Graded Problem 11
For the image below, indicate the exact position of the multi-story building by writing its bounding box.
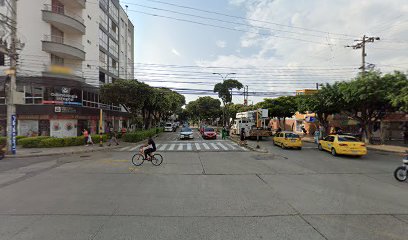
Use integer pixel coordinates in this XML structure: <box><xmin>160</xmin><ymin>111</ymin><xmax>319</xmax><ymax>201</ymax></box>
<box><xmin>0</xmin><ymin>0</ymin><xmax>134</xmax><ymax>137</ymax></box>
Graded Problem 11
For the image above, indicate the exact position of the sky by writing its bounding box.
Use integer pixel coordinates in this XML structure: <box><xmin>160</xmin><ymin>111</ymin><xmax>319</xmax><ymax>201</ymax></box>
<box><xmin>120</xmin><ymin>0</ymin><xmax>408</xmax><ymax>105</ymax></box>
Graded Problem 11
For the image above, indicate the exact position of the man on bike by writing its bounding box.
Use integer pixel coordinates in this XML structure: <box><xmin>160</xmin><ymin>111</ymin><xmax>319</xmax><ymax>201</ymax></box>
<box><xmin>141</xmin><ymin>137</ymin><xmax>156</xmax><ymax>160</ymax></box>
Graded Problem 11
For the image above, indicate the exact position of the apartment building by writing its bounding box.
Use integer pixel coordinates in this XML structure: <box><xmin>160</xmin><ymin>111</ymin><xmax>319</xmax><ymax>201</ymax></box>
<box><xmin>0</xmin><ymin>0</ymin><xmax>134</xmax><ymax>137</ymax></box>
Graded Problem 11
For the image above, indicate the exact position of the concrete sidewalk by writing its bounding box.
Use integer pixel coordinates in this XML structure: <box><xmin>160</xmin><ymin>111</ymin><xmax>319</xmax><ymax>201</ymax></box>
<box><xmin>301</xmin><ymin>136</ymin><xmax>408</xmax><ymax>153</ymax></box>
<box><xmin>5</xmin><ymin>142</ymin><xmax>132</xmax><ymax>158</ymax></box>
<box><xmin>229</xmin><ymin>135</ymin><xmax>268</xmax><ymax>153</ymax></box>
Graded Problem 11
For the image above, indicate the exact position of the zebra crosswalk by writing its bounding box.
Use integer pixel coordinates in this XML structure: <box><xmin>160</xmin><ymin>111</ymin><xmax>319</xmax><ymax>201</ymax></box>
<box><xmin>117</xmin><ymin>141</ymin><xmax>248</xmax><ymax>152</ymax></box>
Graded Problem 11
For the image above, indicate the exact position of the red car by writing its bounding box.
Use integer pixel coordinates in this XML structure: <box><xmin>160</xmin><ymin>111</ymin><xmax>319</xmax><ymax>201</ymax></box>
<box><xmin>202</xmin><ymin>128</ymin><xmax>217</xmax><ymax>139</ymax></box>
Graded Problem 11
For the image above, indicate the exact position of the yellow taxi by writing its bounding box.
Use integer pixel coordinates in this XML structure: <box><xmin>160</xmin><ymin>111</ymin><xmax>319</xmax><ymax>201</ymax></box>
<box><xmin>318</xmin><ymin>135</ymin><xmax>367</xmax><ymax>157</ymax></box>
<box><xmin>273</xmin><ymin>131</ymin><xmax>303</xmax><ymax>150</ymax></box>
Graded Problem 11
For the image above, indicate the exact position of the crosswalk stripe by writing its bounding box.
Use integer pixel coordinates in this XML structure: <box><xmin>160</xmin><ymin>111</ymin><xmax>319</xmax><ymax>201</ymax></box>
<box><xmin>129</xmin><ymin>146</ymin><xmax>140</xmax><ymax>151</ymax></box>
<box><xmin>177</xmin><ymin>144</ymin><xmax>184</xmax><ymax>151</ymax></box>
<box><xmin>210</xmin><ymin>143</ymin><xmax>219</xmax><ymax>150</ymax></box>
<box><xmin>158</xmin><ymin>144</ymin><xmax>167</xmax><ymax>151</ymax></box>
<box><xmin>217</xmin><ymin>142</ymin><xmax>229</xmax><ymax>150</ymax></box>
<box><xmin>225</xmin><ymin>143</ymin><xmax>237</xmax><ymax>150</ymax></box>
<box><xmin>168</xmin><ymin>144</ymin><xmax>176</xmax><ymax>151</ymax></box>
<box><xmin>195</xmin><ymin>143</ymin><xmax>201</xmax><ymax>150</ymax></box>
<box><xmin>187</xmin><ymin>143</ymin><xmax>192</xmax><ymax>151</ymax></box>
<box><xmin>203</xmin><ymin>143</ymin><xmax>210</xmax><ymax>150</ymax></box>
<box><xmin>119</xmin><ymin>146</ymin><xmax>132</xmax><ymax>151</ymax></box>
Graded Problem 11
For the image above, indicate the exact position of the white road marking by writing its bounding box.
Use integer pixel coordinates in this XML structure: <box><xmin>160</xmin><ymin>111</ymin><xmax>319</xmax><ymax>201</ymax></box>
<box><xmin>203</xmin><ymin>143</ymin><xmax>210</xmax><ymax>150</ymax></box>
<box><xmin>225</xmin><ymin>143</ymin><xmax>237</xmax><ymax>150</ymax></box>
<box><xmin>129</xmin><ymin>146</ymin><xmax>140</xmax><ymax>151</ymax></box>
<box><xmin>158</xmin><ymin>144</ymin><xmax>167</xmax><ymax>151</ymax></box>
<box><xmin>187</xmin><ymin>143</ymin><xmax>192</xmax><ymax>151</ymax></box>
<box><xmin>119</xmin><ymin>146</ymin><xmax>132</xmax><ymax>151</ymax></box>
<box><xmin>195</xmin><ymin>143</ymin><xmax>201</xmax><ymax>151</ymax></box>
<box><xmin>217</xmin><ymin>142</ymin><xmax>229</xmax><ymax>150</ymax></box>
<box><xmin>168</xmin><ymin>144</ymin><xmax>176</xmax><ymax>151</ymax></box>
<box><xmin>177</xmin><ymin>144</ymin><xmax>184</xmax><ymax>151</ymax></box>
<box><xmin>210</xmin><ymin>143</ymin><xmax>219</xmax><ymax>150</ymax></box>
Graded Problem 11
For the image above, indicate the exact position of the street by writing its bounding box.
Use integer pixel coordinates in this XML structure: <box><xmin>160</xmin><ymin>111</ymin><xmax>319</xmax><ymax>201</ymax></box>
<box><xmin>0</xmin><ymin>130</ymin><xmax>407</xmax><ymax>240</ymax></box>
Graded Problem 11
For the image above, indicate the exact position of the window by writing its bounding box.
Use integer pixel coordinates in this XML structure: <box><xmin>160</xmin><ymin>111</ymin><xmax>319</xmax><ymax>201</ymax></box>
<box><xmin>109</xmin><ymin>18</ymin><xmax>118</xmax><ymax>40</ymax></box>
<box><xmin>24</xmin><ymin>85</ymin><xmax>43</xmax><ymax>104</ymax></box>
<box><xmin>99</xmin><ymin>28</ymin><xmax>108</xmax><ymax>49</ymax></box>
<box><xmin>51</xmin><ymin>54</ymin><xmax>64</xmax><ymax>66</ymax></box>
<box><xmin>338</xmin><ymin>136</ymin><xmax>359</xmax><ymax>142</ymax></box>
<box><xmin>109</xmin><ymin>39</ymin><xmax>118</xmax><ymax>56</ymax></box>
<box><xmin>109</xmin><ymin>0</ymin><xmax>118</xmax><ymax>20</ymax></box>
<box><xmin>0</xmin><ymin>53</ymin><xmax>4</xmax><ymax>66</ymax></box>
<box><xmin>99</xmin><ymin>50</ymin><xmax>107</xmax><ymax>69</ymax></box>
<box><xmin>100</xmin><ymin>0</ymin><xmax>108</xmax><ymax>9</ymax></box>
<box><xmin>99</xmin><ymin>9</ymin><xmax>108</xmax><ymax>30</ymax></box>
<box><xmin>99</xmin><ymin>71</ymin><xmax>105</xmax><ymax>83</ymax></box>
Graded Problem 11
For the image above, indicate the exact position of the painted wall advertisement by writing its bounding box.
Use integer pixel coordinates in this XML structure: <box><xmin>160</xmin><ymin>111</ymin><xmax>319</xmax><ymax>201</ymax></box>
<box><xmin>43</xmin><ymin>87</ymin><xmax>81</xmax><ymax>106</ymax></box>
<box><xmin>50</xmin><ymin>119</ymin><xmax>78</xmax><ymax>138</ymax></box>
<box><xmin>11</xmin><ymin>115</ymin><xmax>16</xmax><ymax>154</ymax></box>
<box><xmin>18</xmin><ymin>120</ymin><xmax>39</xmax><ymax>137</ymax></box>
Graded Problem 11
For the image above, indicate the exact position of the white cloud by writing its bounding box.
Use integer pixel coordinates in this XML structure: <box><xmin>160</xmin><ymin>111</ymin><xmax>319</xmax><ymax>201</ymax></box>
<box><xmin>216</xmin><ymin>40</ymin><xmax>227</xmax><ymax>48</ymax></box>
<box><xmin>196</xmin><ymin>0</ymin><xmax>408</xmax><ymax>104</ymax></box>
<box><xmin>171</xmin><ymin>48</ymin><xmax>181</xmax><ymax>56</ymax></box>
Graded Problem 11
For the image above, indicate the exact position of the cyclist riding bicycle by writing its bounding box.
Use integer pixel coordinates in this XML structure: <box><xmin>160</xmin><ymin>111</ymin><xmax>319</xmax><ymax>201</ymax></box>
<box><xmin>141</xmin><ymin>137</ymin><xmax>156</xmax><ymax>160</ymax></box>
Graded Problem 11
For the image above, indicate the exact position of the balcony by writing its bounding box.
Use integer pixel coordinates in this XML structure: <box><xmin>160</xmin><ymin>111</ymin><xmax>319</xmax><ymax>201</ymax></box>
<box><xmin>42</xmin><ymin>4</ymin><xmax>85</xmax><ymax>34</ymax></box>
<box><xmin>58</xmin><ymin>0</ymin><xmax>85</xmax><ymax>9</ymax></box>
<box><xmin>42</xmin><ymin>35</ymin><xmax>85</xmax><ymax>60</ymax></box>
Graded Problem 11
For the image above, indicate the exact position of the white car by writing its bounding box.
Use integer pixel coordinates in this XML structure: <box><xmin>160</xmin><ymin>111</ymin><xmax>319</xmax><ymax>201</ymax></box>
<box><xmin>164</xmin><ymin>123</ymin><xmax>174</xmax><ymax>132</ymax></box>
<box><xmin>179</xmin><ymin>127</ymin><xmax>194</xmax><ymax>139</ymax></box>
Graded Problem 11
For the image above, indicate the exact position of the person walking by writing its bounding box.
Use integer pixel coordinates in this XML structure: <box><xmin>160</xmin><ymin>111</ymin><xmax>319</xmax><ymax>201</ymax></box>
<box><xmin>108</xmin><ymin>130</ymin><xmax>119</xmax><ymax>146</ymax></box>
<box><xmin>87</xmin><ymin>131</ymin><xmax>94</xmax><ymax>145</ymax></box>
<box><xmin>221</xmin><ymin>126</ymin><xmax>227</xmax><ymax>140</ymax></box>
<box><xmin>82</xmin><ymin>129</ymin><xmax>89</xmax><ymax>146</ymax></box>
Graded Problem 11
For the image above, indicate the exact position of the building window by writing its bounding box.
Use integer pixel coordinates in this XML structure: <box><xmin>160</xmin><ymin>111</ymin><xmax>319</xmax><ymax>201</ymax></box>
<box><xmin>100</xmin><ymin>0</ymin><xmax>108</xmax><ymax>9</ymax></box>
<box><xmin>99</xmin><ymin>9</ymin><xmax>108</xmax><ymax>30</ymax></box>
<box><xmin>99</xmin><ymin>71</ymin><xmax>105</xmax><ymax>83</ymax></box>
<box><xmin>0</xmin><ymin>53</ymin><xmax>4</xmax><ymax>66</ymax></box>
<box><xmin>109</xmin><ymin>0</ymin><xmax>118</xmax><ymax>20</ymax></box>
<box><xmin>99</xmin><ymin>50</ymin><xmax>107</xmax><ymax>69</ymax></box>
<box><xmin>99</xmin><ymin>28</ymin><xmax>108</xmax><ymax>49</ymax></box>
<box><xmin>109</xmin><ymin>39</ymin><xmax>118</xmax><ymax>57</ymax></box>
<box><xmin>51</xmin><ymin>54</ymin><xmax>64</xmax><ymax>66</ymax></box>
<box><xmin>24</xmin><ymin>85</ymin><xmax>43</xmax><ymax>104</ymax></box>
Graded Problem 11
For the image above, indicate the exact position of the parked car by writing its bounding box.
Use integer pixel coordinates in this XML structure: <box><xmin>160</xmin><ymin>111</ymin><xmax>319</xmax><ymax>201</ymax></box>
<box><xmin>318</xmin><ymin>135</ymin><xmax>367</xmax><ymax>157</ymax></box>
<box><xmin>273</xmin><ymin>131</ymin><xmax>302</xmax><ymax>150</ymax></box>
<box><xmin>179</xmin><ymin>127</ymin><xmax>194</xmax><ymax>140</ymax></box>
<box><xmin>202</xmin><ymin>127</ymin><xmax>217</xmax><ymax>139</ymax></box>
<box><xmin>164</xmin><ymin>123</ymin><xmax>174</xmax><ymax>132</ymax></box>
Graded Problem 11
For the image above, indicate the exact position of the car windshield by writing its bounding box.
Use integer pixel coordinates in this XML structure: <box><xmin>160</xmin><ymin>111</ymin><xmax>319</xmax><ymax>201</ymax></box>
<box><xmin>181</xmin><ymin>128</ymin><xmax>192</xmax><ymax>132</ymax></box>
<box><xmin>338</xmin><ymin>136</ymin><xmax>359</xmax><ymax>142</ymax></box>
<box><xmin>205</xmin><ymin>128</ymin><xmax>214</xmax><ymax>132</ymax></box>
<box><xmin>286</xmin><ymin>133</ymin><xmax>300</xmax><ymax>138</ymax></box>
<box><xmin>165</xmin><ymin>123</ymin><xmax>172</xmax><ymax>127</ymax></box>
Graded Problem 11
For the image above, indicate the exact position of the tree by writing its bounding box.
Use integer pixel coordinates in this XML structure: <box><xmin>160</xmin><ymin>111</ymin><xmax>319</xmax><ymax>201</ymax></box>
<box><xmin>338</xmin><ymin>71</ymin><xmax>396</xmax><ymax>143</ymax></box>
<box><xmin>185</xmin><ymin>96</ymin><xmax>221</xmax><ymax>124</ymax></box>
<box><xmin>296</xmin><ymin>83</ymin><xmax>342</xmax><ymax>134</ymax></box>
<box><xmin>214</xmin><ymin>79</ymin><xmax>243</xmax><ymax>125</ymax></box>
<box><xmin>227</xmin><ymin>103</ymin><xmax>251</xmax><ymax>122</ymax></box>
<box><xmin>385</xmin><ymin>71</ymin><xmax>408</xmax><ymax>112</ymax></box>
<box><xmin>258</xmin><ymin>96</ymin><xmax>297</xmax><ymax>130</ymax></box>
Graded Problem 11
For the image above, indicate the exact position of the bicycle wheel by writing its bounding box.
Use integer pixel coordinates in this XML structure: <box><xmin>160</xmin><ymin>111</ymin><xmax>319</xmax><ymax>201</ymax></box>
<box><xmin>151</xmin><ymin>154</ymin><xmax>163</xmax><ymax>166</ymax></box>
<box><xmin>132</xmin><ymin>153</ymin><xmax>145</xmax><ymax>166</ymax></box>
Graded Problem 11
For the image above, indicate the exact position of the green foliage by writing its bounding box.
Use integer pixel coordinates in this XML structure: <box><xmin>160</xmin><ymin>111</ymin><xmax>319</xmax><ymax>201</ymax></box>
<box><xmin>213</xmin><ymin>79</ymin><xmax>243</xmax><ymax>105</ymax></box>
<box><xmin>18</xmin><ymin>135</ymin><xmax>108</xmax><ymax>148</ymax></box>
<box><xmin>384</xmin><ymin>71</ymin><xmax>408</xmax><ymax>112</ymax></box>
<box><xmin>122</xmin><ymin>128</ymin><xmax>163</xmax><ymax>143</ymax></box>
<box><xmin>0</xmin><ymin>137</ymin><xmax>5</xmax><ymax>146</ymax></box>
<box><xmin>258</xmin><ymin>96</ymin><xmax>297</xmax><ymax>119</ymax></box>
<box><xmin>185</xmin><ymin>96</ymin><xmax>222</xmax><ymax>122</ymax></box>
<box><xmin>227</xmin><ymin>103</ymin><xmax>251</xmax><ymax>120</ymax></box>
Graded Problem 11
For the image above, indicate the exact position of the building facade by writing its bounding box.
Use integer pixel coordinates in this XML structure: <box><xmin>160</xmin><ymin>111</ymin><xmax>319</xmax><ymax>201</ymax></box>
<box><xmin>0</xmin><ymin>0</ymin><xmax>134</xmax><ymax>137</ymax></box>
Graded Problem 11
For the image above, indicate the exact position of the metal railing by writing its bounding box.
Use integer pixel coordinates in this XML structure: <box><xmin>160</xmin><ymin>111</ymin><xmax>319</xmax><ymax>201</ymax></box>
<box><xmin>43</xmin><ymin>4</ymin><xmax>84</xmax><ymax>24</ymax></box>
<box><xmin>43</xmin><ymin>35</ymin><xmax>84</xmax><ymax>51</ymax></box>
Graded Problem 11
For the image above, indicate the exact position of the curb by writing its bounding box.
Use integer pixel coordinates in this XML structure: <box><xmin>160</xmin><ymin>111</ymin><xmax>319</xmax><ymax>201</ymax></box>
<box><xmin>4</xmin><ymin>134</ymin><xmax>163</xmax><ymax>159</ymax></box>
<box><xmin>228</xmin><ymin>136</ymin><xmax>268</xmax><ymax>153</ymax></box>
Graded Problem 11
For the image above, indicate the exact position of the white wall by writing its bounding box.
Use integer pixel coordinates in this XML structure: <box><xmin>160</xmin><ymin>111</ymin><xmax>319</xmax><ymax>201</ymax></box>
<box><xmin>50</xmin><ymin>119</ymin><xmax>78</xmax><ymax>137</ymax></box>
<box><xmin>83</xmin><ymin>0</ymin><xmax>100</xmax><ymax>87</ymax></box>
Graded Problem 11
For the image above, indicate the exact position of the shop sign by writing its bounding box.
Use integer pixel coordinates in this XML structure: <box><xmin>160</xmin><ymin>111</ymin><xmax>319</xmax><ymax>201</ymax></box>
<box><xmin>11</xmin><ymin>114</ymin><xmax>16</xmax><ymax>154</ymax></box>
<box><xmin>49</xmin><ymin>65</ymin><xmax>73</xmax><ymax>75</ymax></box>
<box><xmin>55</xmin><ymin>106</ymin><xmax>77</xmax><ymax>113</ymax></box>
<box><xmin>43</xmin><ymin>87</ymin><xmax>81</xmax><ymax>106</ymax></box>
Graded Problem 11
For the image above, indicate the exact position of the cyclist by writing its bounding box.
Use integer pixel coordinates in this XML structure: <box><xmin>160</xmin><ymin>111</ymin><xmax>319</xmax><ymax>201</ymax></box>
<box><xmin>141</xmin><ymin>137</ymin><xmax>156</xmax><ymax>160</ymax></box>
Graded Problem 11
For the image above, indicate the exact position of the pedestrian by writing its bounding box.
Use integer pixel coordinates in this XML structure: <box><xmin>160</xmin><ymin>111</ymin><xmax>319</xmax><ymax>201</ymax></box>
<box><xmin>222</xmin><ymin>126</ymin><xmax>226</xmax><ymax>140</ymax></box>
<box><xmin>82</xmin><ymin>129</ymin><xmax>89</xmax><ymax>146</ymax></box>
<box><xmin>87</xmin><ymin>131</ymin><xmax>94</xmax><ymax>145</ymax></box>
<box><xmin>239</xmin><ymin>128</ymin><xmax>246</xmax><ymax>146</ymax></box>
<box><xmin>108</xmin><ymin>130</ymin><xmax>119</xmax><ymax>146</ymax></box>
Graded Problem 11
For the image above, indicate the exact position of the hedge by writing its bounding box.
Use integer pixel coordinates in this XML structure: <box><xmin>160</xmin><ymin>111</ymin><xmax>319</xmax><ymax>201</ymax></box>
<box><xmin>122</xmin><ymin>128</ymin><xmax>163</xmax><ymax>143</ymax></box>
<box><xmin>18</xmin><ymin>135</ymin><xmax>109</xmax><ymax>148</ymax></box>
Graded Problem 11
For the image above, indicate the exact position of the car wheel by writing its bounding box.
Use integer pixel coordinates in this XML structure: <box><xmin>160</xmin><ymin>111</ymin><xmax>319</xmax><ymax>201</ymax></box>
<box><xmin>281</xmin><ymin>143</ymin><xmax>285</xmax><ymax>149</ymax></box>
<box><xmin>331</xmin><ymin>148</ymin><xmax>337</xmax><ymax>156</ymax></box>
<box><xmin>318</xmin><ymin>144</ymin><xmax>323</xmax><ymax>151</ymax></box>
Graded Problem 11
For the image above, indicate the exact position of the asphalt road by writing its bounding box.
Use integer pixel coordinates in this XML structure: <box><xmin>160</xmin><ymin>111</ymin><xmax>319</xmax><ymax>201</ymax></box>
<box><xmin>0</xmin><ymin>130</ymin><xmax>407</xmax><ymax>240</ymax></box>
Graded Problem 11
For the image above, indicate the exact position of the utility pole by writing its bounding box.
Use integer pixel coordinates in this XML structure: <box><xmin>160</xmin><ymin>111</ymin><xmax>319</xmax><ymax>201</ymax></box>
<box><xmin>4</xmin><ymin>0</ymin><xmax>18</xmax><ymax>155</ymax></box>
<box><xmin>345</xmin><ymin>35</ymin><xmax>380</xmax><ymax>76</ymax></box>
<box><xmin>244</xmin><ymin>85</ymin><xmax>248</xmax><ymax>106</ymax></box>
<box><xmin>212</xmin><ymin>72</ymin><xmax>236</xmax><ymax>127</ymax></box>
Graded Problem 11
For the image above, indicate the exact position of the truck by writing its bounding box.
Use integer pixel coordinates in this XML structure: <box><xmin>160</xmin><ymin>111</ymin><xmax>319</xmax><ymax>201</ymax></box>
<box><xmin>231</xmin><ymin>109</ymin><xmax>271</xmax><ymax>139</ymax></box>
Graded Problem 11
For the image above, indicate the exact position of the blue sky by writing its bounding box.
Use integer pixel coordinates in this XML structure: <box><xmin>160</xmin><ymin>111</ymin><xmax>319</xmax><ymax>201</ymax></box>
<box><xmin>120</xmin><ymin>0</ymin><xmax>408</xmax><ymax>104</ymax></box>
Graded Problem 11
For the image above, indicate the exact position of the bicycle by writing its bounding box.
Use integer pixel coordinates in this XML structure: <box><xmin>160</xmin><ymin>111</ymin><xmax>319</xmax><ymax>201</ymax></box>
<box><xmin>131</xmin><ymin>148</ymin><xmax>163</xmax><ymax>166</ymax></box>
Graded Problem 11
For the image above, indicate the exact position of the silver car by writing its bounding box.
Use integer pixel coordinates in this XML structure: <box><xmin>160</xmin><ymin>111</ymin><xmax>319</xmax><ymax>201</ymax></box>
<box><xmin>179</xmin><ymin>127</ymin><xmax>194</xmax><ymax>140</ymax></box>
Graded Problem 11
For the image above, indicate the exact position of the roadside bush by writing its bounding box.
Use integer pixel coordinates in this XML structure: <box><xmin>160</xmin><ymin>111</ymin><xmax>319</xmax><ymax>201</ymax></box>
<box><xmin>0</xmin><ymin>137</ymin><xmax>5</xmax><ymax>146</ymax></box>
<box><xmin>122</xmin><ymin>128</ymin><xmax>163</xmax><ymax>143</ymax></box>
<box><xmin>18</xmin><ymin>136</ymin><xmax>50</xmax><ymax>148</ymax></box>
<box><xmin>18</xmin><ymin>135</ymin><xmax>108</xmax><ymax>148</ymax></box>
<box><xmin>39</xmin><ymin>138</ymin><xmax>65</xmax><ymax>148</ymax></box>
